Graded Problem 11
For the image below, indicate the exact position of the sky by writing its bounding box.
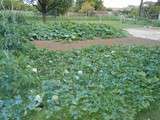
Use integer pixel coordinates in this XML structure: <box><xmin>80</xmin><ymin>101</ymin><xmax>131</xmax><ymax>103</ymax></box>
<box><xmin>103</xmin><ymin>0</ymin><xmax>158</xmax><ymax>8</ymax></box>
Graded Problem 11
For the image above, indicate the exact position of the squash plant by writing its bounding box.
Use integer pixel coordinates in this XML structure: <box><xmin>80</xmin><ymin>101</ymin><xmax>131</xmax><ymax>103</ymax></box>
<box><xmin>29</xmin><ymin>22</ymin><xmax>126</xmax><ymax>41</ymax></box>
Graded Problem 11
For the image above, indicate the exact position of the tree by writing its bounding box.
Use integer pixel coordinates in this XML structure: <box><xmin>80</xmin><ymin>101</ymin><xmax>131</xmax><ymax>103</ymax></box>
<box><xmin>80</xmin><ymin>0</ymin><xmax>95</xmax><ymax>15</ymax></box>
<box><xmin>0</xmin><ymin>0</ymin><xmax>31</xmax><ymax>10</ymax></box>
<box><xmin>49</xmin><ymin>0</ymin><xmax>73</xmax><ymax>16</ymax></box>
<box><xmin>139</xmin><ymin>0</ymin><xmax>144</xmax><ymax>16</ymax></box>
<box><xmin>27</xmin><ymin>0</ymin><xmax>73</xmax><ymax>23</ymax></box>
<box><xmin>75</xmin><ymin>0</ymin><xmax>85</xmax><ymax>12</ymax></box>
<box><xmin>75</xmin><ymin>0</ymin><xmax>104</xmax><ymax>12</ymax></box>
<box><xmin>93</xmin><ymin>0</ymin><xmax>103</xmax><ymax>10</ymax></box>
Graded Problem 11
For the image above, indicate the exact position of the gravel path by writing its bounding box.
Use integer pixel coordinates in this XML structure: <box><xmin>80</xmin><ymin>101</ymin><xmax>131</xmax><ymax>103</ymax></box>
<box><xmin>125</xmin><ymin>28</ymin><xmax>160</xmax><ymax>41</ymax></box>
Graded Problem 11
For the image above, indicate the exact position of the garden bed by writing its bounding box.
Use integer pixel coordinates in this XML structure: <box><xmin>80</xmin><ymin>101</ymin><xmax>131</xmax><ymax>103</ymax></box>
<box><xmin>29</xmin><ymin>22</ymin><xmax>126</xmax><ymax>41</ymax></box>
<box><xmin>1</xmin><ymin>46</ymin><xmax>160</xmax><ymax>120</ymax></box>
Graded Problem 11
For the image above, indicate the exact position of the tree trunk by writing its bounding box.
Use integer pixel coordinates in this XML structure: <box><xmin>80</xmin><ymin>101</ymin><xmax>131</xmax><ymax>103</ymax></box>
<box><xmin>11</xmin><ymin>0</ymin><xmax>13</xmax><ymax>10</ymax></box>
<box><xmin>139</xmin><ymin>0</ymin><xmax>144</xmax><ymax>17</ymax></box>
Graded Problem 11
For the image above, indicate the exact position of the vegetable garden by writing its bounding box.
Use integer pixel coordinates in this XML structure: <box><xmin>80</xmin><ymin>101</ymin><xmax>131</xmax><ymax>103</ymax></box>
<box><xmin>0</xmin><ymin>11</ymin><xmax>160</xmax><ymax>120</ymax></box>
<box><xmin>29</xmin><ymin>22</ymin><xmax>126</xmax><ymax>41</ymax></box>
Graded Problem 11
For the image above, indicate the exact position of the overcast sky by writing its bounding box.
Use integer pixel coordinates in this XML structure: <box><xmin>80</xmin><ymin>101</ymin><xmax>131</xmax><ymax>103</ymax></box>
<box><xmin>103</xmin><ymin>0</ymin><xmax>158</xmax><ymax>8</ymax></box>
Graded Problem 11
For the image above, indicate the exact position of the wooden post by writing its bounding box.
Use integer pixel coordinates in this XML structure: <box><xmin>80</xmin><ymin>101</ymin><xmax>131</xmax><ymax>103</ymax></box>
<box><xmin>139</xmin><ymin>0</ymin><xmax>144</xmax><ymax>17</ymax></box>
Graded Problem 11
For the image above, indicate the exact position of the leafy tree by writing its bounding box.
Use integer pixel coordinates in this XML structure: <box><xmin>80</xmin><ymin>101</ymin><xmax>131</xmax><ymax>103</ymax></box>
<box><xmin>80</xmin><ymin>0</ymin><xmax>95</xmax><ymax>15</ymax></box>
<box><xmin>93</xmin><ymin>0</ymin><xmax>103</xmax><ymax>10</ymax></box>
<box><xmin>49</xmin><ymin>0</ymin><xmax>73</xmax><ymax>16</ymax></box>
<box><xmin>143</xmin><ymin>1</ymin><xmax>160</xmax><ymax>19</ymax></box>
<box><xmin>75</xmin><ymin>0</ymin><xmax>104</xmax><ymax>12</ymax></box>
<box><xmin>27</xmin><ymin>0</ymin><xmax>73</xmax><ymax>23</ymax></box>
<box><xmin>0</xmin><ymin>0</ymin><xmax>33</xmax><ymax>11</ymax></box>
<box><xmin>75</xmin><ymin>0</ymin><xmax>85</xmax><ymax>12</ymax></box>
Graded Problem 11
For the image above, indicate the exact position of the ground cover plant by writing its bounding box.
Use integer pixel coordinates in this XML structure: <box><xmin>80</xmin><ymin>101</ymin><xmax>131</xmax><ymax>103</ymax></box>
<box><xmin>29</xmin><ymin>22</ymin><xmax>126</xmax><ymax>41</ymax></box>
<box><xmin>0</xmin><ymin>13</ymin><xmax>127</xmax><ymax>42</ymax></box>
<box><xmin>0</xmin><ymin>11</ymin><xmax>160</xmax><ymax>120</ymax></box>
<box><xmin>1</xmin><ymin>44</ymin><xmax>160</xmax><ymax>120</ymax></box>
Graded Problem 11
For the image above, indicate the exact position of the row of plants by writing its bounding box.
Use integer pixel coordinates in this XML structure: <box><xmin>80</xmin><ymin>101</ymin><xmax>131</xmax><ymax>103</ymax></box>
<box><xmin>29</xmin><ymin>22</ymin><xmax>126</xmax><ymax>41</ymax></box>
<box><xmin>0</xmin><ymin>13</ymin><xmax>126</xmax><ymax>42</ymax></box>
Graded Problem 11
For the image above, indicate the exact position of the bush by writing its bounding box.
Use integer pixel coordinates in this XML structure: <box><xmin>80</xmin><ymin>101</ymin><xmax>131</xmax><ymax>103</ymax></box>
<box><xmin>0</xmin><ymin>23</ymin><xmax>23</xmax><ymax>50</ymax></box>
<box><xmin>0</xmin><ymin>12</ymin><xmax>29</xmax><ymax>51</ymax></box>
<box><xmin>152</xmin><ymin>20</ymin><xmax>160</xmax><ymax>27</ymax></box>
<box><xmin>0</xmin><ymin>11</ymin><xmax>27</xmax><ymax>24</ymax></box>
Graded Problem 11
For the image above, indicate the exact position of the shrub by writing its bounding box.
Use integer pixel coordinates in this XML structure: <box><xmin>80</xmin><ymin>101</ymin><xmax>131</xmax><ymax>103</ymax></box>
<box><xmin>152</xmin><ymin>20</ymin><xmax>160</xmax><ymax>27</ymax></box>
<box><xmin>0</xmin><ymin>12</ymin><xmax>28</xmax><ymax>51</ymax></box>
<box><xmin>0</xmin><ymin>11</ymin><xmax>27</xmax><ymax>24</ymax></box>
<box><xmin>0</xmin><ymin>23</ymin><xmax>23</xmax><ymax>50</ymax></box>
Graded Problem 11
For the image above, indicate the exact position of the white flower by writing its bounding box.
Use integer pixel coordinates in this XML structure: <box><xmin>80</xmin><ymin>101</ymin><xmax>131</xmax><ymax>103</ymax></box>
<box><xmin>35</xmin><ymin>95</ymin><xmax>42</xmax><ymax>103</ymax></box>
<box><xmin>49</xmin><ymin>60</ymin><xmax>53</xmax><ymax>63</ymax></box>
<box><xmin>24</xmin><ymin>110</ymin><xmax>27</xmax><ymax>116</ymax></box>
<box><xmin>29</xmin><ymin>89</ymin><xmax>34</xmax><ymax>93</ymax></box>
<box><xmin>111</xmin><ymin>51</ymin><xmax>116</xmax><ymax>54</ymax></box>
<box><xmin>52</xmin><ymin>95</ymin><xmax>59</xmax><ymax>104</ymax></box>
<box><xmin>105</xmin><ymin>55</ymin><xmax>110</xmax><ymax>57</ymax></box>
<box><xmin>75</xmin><ymin>75</ymin><xmax>80</xmax><ymax>80</ymax></box>
<box><xmin>64</xmin><ymin>69</ymin><xmax>69</xmax><ymax>74</ymax></box>
<box><xmin>52</xmin><ymin>95</ymin><xmax>59</xmax><ymax>101</ymax></box>
<box><xmin>32</xmin><ymin>68</ymin><xmax>38</xmax><ymax>73</ymax></box>
<box><xmin>78</xmin><ymin>70</ymin><xmax>83</xmax><ymax>75</ymax></box>
<box><xmin>27</xmin><ymin>65</ymin><xmax>31</xmax><ymax>68</ymax></box>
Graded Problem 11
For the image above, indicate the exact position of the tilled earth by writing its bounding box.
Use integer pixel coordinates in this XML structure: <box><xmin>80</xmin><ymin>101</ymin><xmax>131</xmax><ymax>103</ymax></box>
<box><xmin>33</xmin><ymin>37</ymin><xmax>160</xmax><ymax>51</ymax></box>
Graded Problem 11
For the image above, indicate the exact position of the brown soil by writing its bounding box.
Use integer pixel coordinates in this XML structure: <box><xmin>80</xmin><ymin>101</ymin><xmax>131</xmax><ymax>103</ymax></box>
<box><xmin>33</xmin><ymin>37</ymin><xmax>160</xmax><ymax>51</ymax></box>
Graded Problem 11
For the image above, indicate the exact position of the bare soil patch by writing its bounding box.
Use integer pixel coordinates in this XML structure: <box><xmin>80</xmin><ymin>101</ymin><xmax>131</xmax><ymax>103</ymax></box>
<box><xmin>33</xmin><ymin>37</ymin><xmax>160</xmax><ymax>51</ymax></box>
